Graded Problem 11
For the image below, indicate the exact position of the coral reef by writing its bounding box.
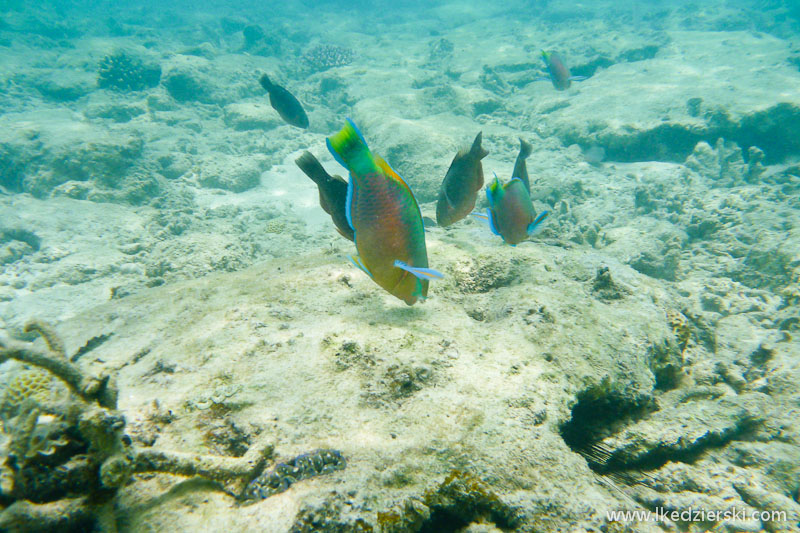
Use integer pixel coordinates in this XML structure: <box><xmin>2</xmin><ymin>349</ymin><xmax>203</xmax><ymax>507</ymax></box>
<box><xmin>97</xmin><ymin>51</ymin><xmax>161</xmax><ymax>92</ymax></box>
<box><xmin>0</xmin><ymin>321</ymin><xmax>274</xmax><ymax>532</ymax></box>
<box><xmin>242</xmin><ymin>449</ymin><xmax>346</xmax><ymax>501</ymax></box>
<box><xmin>303</xmin><ymin>44</ymin><xmax>355</xmax><ymax>73</ymax></box>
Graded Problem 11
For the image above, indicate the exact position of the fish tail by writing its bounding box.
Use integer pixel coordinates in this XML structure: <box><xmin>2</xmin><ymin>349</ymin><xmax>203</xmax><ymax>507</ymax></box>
<box><xmin>327</xmin><ymin>118</ymin><xmax>370</xmax><ymax>169</ymax></box>
<box><xmin>259</xmin><ymin>74</ymin><xmax>273</xmax><ymax>91</ymax></box>
<box><xmin>470</xmin><ymin>131</ymin><xmax>489</xmax><ymax>159</ymax></box>
<box><xmin>527</xmin><ymin>210</ymin><xmax>549</xmax><ymax>235</ymax></box>
<box><xmin>519</xmin><ymin>138</ymin><xmax>532</xmax><ymax>159</ymax></box>
<box><xmin>295</xmin><ymin>151</ymin><xmax>329</xmax><ymax>186</ymax></box>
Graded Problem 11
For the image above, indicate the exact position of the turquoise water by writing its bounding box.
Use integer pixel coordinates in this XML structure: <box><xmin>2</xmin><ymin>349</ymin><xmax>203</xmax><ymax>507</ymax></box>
<box><xmin>0</xmin><ymin>1</ymin><xmax>798</xmax><ymax>532</ymax></box>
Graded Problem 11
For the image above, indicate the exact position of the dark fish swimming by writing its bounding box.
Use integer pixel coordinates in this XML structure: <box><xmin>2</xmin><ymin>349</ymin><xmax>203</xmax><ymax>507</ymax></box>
<box><xmin>512</xmin><ymin>138</ymin><xmax>532</xmax><ymax>193</ymax></box>
<box><xmin>295</xmin><ymin>151</ymin><xmax>353</xmax><ymax>241</ymax></box>
<box><xmin>474</xmin><ymin>175</ymin><xmax>548</xmax><ymax>246</ymax></box>
<box><xmin>436</xmin><ymin>132</ymin><xmax>488</xmax><ymax>227</ymax></box>
<box><xmin>259</xmin><ymin>74</ymin><xmax>309</xmax><ymax>129</ymax></box>
<box><xmin>540</xmin><ymin>51</ymin><xmax>586</xmax><ymax>91</ymax></box>
<box><xmin>327</xmin><ymin>118</ymin><xmax>443</xmax><ymax>305</ymax></box>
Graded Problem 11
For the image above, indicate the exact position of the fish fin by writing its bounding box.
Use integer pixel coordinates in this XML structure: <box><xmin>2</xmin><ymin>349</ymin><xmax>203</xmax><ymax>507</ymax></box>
<box><xmin>394</xmin><ymin>260</ymin><xmax>444</xmax><ymax>280</ymax></box>
<box><xmin>471</xmin><ymin>211</ymin><xmax>489</xmax><ymax>222</ymax></box>
<box><xmin>374</xmin><ymin>155</ymin><xmax>423</xmax><ymax>217</ymax></box>
<box><xmin>327</xmin><ymin>118</ymin><xmax>369</xmax><ymax>169</ymax></box>
<box><xmin>349</xmin><ymin>255</ymin><xmax>372</xmax><ymax>278</ymax></box>
<box><xmin>519</xmin><ymin>138</ymin><xmax>532</xmax><ymax>158</ymax></box>
<box><xmin>486</xmin><ymin>175</ymin><xmax>501</xmax><ymax>207</ymax></box>
<box><xmin>527</xmin><ymin>210</ymin><xmax>550</xmax><ymax>235</ymax></box>
<box><xmin>259</xmin><ymin>74</ymin><xmax>273</xmax><ymax>91</ymax></box>
<box><xmin>345</xmin><ymin>172</ymin><xmax>355</xmax><ymax>232</ymax></box>
<box><xmin>486</xmin><ymin>208</ymin><xmax>501</xmax><ymax>237</ymax></box>
<box><xmin>569</xmin><ymin>75</ymin><xmax>588</xmax><ymax>82</ymax></box>
<box><xmin>470</xmin><ymin>131</ymin><xmax>489</xmax><ymax>160</ymax></box>
<box><xmin>295</xmin><ymin>151</ymin><xmax>328</xmax><ymax>186</ymax></box>
<box><xmin>532</xmin><ymin>76</ymin><xmax>550</xmax><ymax>82</ymax></box>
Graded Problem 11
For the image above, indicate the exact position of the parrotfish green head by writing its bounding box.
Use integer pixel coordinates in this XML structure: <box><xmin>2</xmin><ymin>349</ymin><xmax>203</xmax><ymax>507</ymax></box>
<box><xmin>541</xmin><ymin>50</ymin><xmax>551</xmax><ymax>65</ymax></box>
<box><xmin>328</xmin><ymin>118</ymin><xmax>443</xmax><ymax>305</ymax></box>
<box><xmin>489</xmin><ymin>178</ymin><xmax>537</xmax><ymax>245</ymax></box>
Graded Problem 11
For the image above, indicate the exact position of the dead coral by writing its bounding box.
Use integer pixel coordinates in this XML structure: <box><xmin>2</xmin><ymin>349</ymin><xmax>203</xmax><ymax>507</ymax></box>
<box><xmin>0</xmin><ymin>321</ymin><xmax>274</xmax><ymax>532</ymax></box>
<box><xmin>377</xmin><ymin>470</ymin><xmax>519</xmax><ymax>532</ymax></box>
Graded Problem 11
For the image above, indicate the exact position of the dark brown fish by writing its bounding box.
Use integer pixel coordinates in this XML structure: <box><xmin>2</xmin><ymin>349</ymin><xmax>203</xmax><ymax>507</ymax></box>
<box><xmin>436</xmin><ymin>132</ymin><xmax>489</xmax><ymax>227</ymax></box>
<box><xmin>295</xmin><ymin>151</ymin><xmax>353</xmax><ymax>241</ymax></box>
<box><xmin>512</xmin><ymin>138</ymin><xmax>533</xmax><ymax>193</ymax></box>
<box><xmin>259</xmin><ymin>74</ymin><xmax>309</xmax><ymax>129</ymax></box>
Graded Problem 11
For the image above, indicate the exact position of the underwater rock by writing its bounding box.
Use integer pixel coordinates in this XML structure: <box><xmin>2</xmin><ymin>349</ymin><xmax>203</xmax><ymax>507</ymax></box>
<box><xmin>628</xmin><ymin>248</ymin><xmax>680</xmax><ymax>281</ymax></box>
<box><xmin>377</xmin><ymin>470</ymin><xmax>519</xmax><ymax>532</ymax></box>
<box><xmin>84</xmin><ymin>102</ymin><xmax>146</xmax><ymax>123</ymax></box>
<box><xmin>449</xmin><ymin>255</ymin><xmax>518</xmax><ymax>294</ymax></box>
<box><xmin>590</xmin><ymin>266</ymin><xmax>630</xmax><ymax>301</ymax></box>
<box><xmin>195</xmin><ymin>155</ymin><xmax>262</xmax><ymax>192</ymax></box>
<box><xmin>242</xmin><ymin>449</ymin><xmax>346</xmax><ymax>501</ymax></box>
<box><xmin>97</xmin><ymin>50</ymin><xmax>161</xmax><ymax>92</ymax></box>
<box><xmin>31</xmin><ymin>69</ymin><xmax>95</xmax><ymax>102</ymax></box>
<box><xmin>163</xmin><ymin>67</ymin><xmax>210</xmax><ymax>103</ymax></box>
<box><xmin>223</xmin><ymin>102</ymin><xmax>280</xmax><ymax>131</ymax></box>
<box><xmin>290</xmin><ymin>497</ymin><xmax>373</xmax><ymax>533</ymax></box>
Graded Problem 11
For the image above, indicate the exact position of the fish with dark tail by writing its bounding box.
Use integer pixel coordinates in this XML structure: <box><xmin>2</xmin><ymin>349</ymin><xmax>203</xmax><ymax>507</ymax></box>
<box><xmin>512</xmin><ymin>138</ymin><xmax>533</xmax><ymax>193</ymax></box>
<box><xmin>295</xmin><ymin>151</ymin><xmax>353</xmax><ymax>241</ymax></box>
<box><xmin>259</xmin><ymin>74</ymin><xmax>309</xmax><ymax>129</ymax></box>
<box><xmin>327</xmin><ymin>118</ymin><xmax>443</xmax><ymax>305</ymax></box>
<box><xmin>541</xmin><ymin>51</ymin><xmax>586</xmax><ymax>91</ymax></box>
<box><xmin>474</xmin><ymin>175</ymin><xmax>548</xmax><ymax>246</ymax></box>
<box><xmin>436</xmin><ymin>132</ymin><xmax>488</xmax><ymax>227</ymax></box>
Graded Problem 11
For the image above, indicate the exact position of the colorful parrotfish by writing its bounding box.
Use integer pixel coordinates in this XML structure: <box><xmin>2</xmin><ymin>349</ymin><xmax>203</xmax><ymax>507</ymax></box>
<box><xmin>295</xmin><ymin>151</ymin><xmax>353</xmax><ymax>241</ymax></box>
<box><xmin>541</xmin><ymin>51</ymin><xmax>586</xmax><ymax>91</ymax></box>
<box><xmin>475</xmin><ymin>175</ymin><xmax>549</xmax><ymax>246</ymax></box>
<box><xmin>512</xmin><ymin>138</ymin><xmax>532</xmax><ymax>193</ymax></box>
<box><xmin>326</xmin><ymin>119</ymin><xmax>443</xmax><ymax>305</ymax></box>
<box><xmin>436</xmin><ymin>132</ymin><xmax>488</xmax><ymax>227</ymax></box>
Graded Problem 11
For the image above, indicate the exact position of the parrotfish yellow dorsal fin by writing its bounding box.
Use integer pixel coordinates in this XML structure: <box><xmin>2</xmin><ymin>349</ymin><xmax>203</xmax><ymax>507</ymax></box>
<box><xmin>375</xmin><ymin>155</ymin><xmax>414</xmax><ymax>195</ymax></box>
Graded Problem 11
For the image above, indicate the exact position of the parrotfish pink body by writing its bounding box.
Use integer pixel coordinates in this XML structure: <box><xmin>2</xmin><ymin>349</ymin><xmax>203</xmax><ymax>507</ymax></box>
<box><xmin>327</xmin><ymin>119</ymin><xmax>442</xmax><ymax>305</ymax></box>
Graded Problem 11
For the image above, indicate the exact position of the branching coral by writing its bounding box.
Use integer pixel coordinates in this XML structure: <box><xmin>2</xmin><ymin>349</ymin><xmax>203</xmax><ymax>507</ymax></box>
<box><xmin>303</xmin><ymin>44</ymin><xmax>355</xmax><ymax>73</ymax></box>
<box><xmin>97</xmin><ymin>51</ymin><xmax>161</xmax><ymax>92</ymax></box>
<box><xmin>0</xmin><ymin>321</ymin><xmax>274</xmax><ymax>532</ymax></box>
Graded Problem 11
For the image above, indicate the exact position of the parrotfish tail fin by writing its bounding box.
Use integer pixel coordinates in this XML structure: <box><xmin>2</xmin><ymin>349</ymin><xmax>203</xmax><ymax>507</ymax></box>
<box><xmin>569</xmin><ymin>75</ymin><xmax>588</xmax><ymax>82</ymax></box>
<box><xmin>527</xmin><ymin>210</ymin><xmax>550</xmax><ymax>235</ymax></box>
<box><xmin>259</xmin><ymin>74</ymin><xmax>273</xmax><ymax>91</ymax></box>
<box><xmin>519</xmin><ymin>138</ymin><xmax>532</xmax><ymax>159</ymax></box>
<box><xmin>394</xmin><ymin>260</ymin><xmax>444</xmax><ymax>280</ymax></box>
<box><xmin>295</xmin><ymin>151</ymin><xmax>328</xmax><ymax>187</ymax></box>
<box><xmin>349</xmin><ymin>255</ymin><xmax>372</xmax><ymax>278</ymax></box>
<box><xmin>471</xmin><ymin>131</ymin><xmax>489</xmax><ymax>160</ymax></box>
<box><xmin>327</xmin><ymin>118</ymin><xmax>370</xmax><ymax>169</ymax></box>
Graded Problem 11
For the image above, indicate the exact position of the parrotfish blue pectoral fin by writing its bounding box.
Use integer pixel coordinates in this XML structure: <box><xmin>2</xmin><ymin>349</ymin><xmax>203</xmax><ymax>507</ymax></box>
<box><xmin>527</xmin><ymin>210</ymin><xmax>550</xmax><ymax>235</ymax></box>
<box><xmin>349</xmin><ymin>255</ymin><xmax>373</xmax><ymax>278</ymax></box>
<box><xmin>487</xmin><ymin>208</ymin><xmax>501</xmax><ymax>237</ymax></box>
<box><xmin>471</xmin><ymin>211</ymin><xmax>489</xmax><ymax>222</ymax></box>
<box><xmin>569</xmin><ymin>76</ymin><xmax>588</xmax><ymax>82</ymax></box>
<box><xmin>394</xmin><ymin>260</ymin><xmax>444</xmax><ymax>280</ymax></box>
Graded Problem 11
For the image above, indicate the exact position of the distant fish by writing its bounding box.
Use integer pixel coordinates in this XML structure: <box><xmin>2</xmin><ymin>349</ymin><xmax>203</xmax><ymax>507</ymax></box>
<box><xmin>327</xmin><ymin>118</ymin><xmax>443</xmax><ymax>305</ymax></box>
<box><xmin>436</xmin><ymin>132</ymin><xmax>488</xmax><ymax>227</ymax></box>
<box><xmin>512</xmin><ymin>138</ymin><xmax>533</xmax><ymax>193</ymax></box>
<box><xmin>474</xmin><ymin>175</ymin><xmax>548</xmax><ymax>245</ymax></box>
<box><xmin>295</xmin><ymin>151</ymin><xmax>353</xmax><ymax>241</ymax></box>
<box><xmin>259</xmin><ymin>74</ymin><xmax>309</xmax><ymax>129</ymax></box>
<box><xmin>540</xmin><ymin>51</ymin><xmax>586</xmax><ymax>91</ymax></box>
